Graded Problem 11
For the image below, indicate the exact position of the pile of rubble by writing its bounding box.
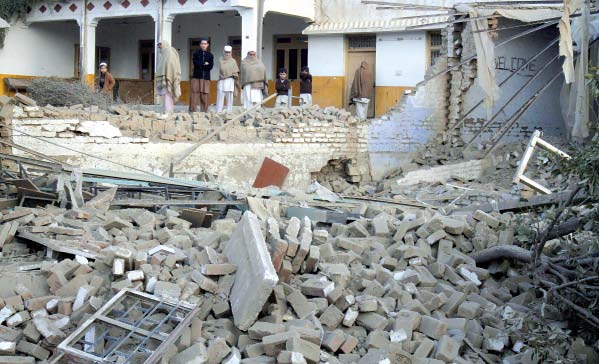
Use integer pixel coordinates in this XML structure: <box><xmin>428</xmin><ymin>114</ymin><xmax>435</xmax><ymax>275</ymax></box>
<box><xmin>0</xmin><ymin>179</ymin><xmax>596</xmax><ymax>364</ymax></box>
<box><xmin>3</xmin><ymin>96</ymin><xmax>364</xmax><ymax>144</ymax></box>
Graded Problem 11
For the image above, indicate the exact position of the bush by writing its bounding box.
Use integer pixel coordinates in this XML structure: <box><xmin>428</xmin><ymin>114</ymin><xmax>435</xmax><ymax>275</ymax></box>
<box><xmin>28</xmin><ymin>78</ymin><xmax>114</xmax><ymax>109</ymax></box>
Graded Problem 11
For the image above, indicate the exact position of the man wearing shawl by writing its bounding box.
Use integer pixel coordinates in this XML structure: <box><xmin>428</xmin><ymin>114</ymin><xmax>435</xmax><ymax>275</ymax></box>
<box><xmin>240</xmin><ymin>50</ymin><xmax>267</xmax><ymax>109</ymax></box>
<box><xmin>216</xmin><ymin>45</ymin><xmax>239</xmax><ymax>113</ymax></box>
<box><xmin>190</xmin><ymin>38</ymin><xmax>214</xmax><ymax>112</ymax></box>
<box><xmin>155</xmin><ymin>41</ymin><xmax>181</xmax><ymax>114</ymax></box>
<box><xmin>350</xmin><ymin>61</ymin><xmax>374</xmax><ymax>120</ymax></box>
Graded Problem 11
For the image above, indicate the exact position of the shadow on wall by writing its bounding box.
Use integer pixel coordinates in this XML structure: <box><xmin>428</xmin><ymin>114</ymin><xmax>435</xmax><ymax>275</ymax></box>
<box><xmin>366</xmin><ymin>57</ymin><xmax>450</xmax><ymax>181</ymax></box>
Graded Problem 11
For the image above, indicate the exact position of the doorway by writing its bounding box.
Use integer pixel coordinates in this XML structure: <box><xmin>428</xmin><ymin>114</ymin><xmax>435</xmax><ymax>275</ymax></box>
<box><xmin>346</xmin><ymin>35</ymin><xmax>376</xmax><ymax>118</ymax></box>
<box><xmin>139</xmin><ymin>40</ymin><xmax>155</xmax><ymax>81</ymax></box>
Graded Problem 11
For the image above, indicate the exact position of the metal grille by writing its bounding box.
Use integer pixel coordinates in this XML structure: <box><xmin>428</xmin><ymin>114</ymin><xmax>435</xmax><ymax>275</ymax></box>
<box><xmin>58</xmin><ymin>289</ymin><xmax>200</xmax><ymax>364</ymax></box>
<box><xmin>348</xmin><ymin>35</ymin><xmax>376</xmax><ymax>49</ymax></box>
<box><xmin>429</xmin><ymin>31</ymin><xmax>443</xmax><ymax>66</ymax></box>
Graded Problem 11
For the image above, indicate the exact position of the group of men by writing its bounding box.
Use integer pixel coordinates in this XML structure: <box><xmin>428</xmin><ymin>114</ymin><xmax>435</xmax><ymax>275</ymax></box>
<box><xmin>97</xmin><ymin>38</ymin><xmax>373</xmax><ymax>119</ymax></box>
<box><xmin>153</xmin><ymin>38</ymin><xmax>314</xmax><ymax>115</ymax></box>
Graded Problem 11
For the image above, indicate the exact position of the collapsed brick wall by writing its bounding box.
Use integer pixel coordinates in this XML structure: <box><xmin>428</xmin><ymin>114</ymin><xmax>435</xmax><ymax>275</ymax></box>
<box><xmin>8</xmin><ymin>105</ymin><xmax>371</xmax><ymax>188</ymax></box>
<box><xmin>367</xmin><ymin>30</ymin><xmax>451</xmax><ymax>180</ymax></box>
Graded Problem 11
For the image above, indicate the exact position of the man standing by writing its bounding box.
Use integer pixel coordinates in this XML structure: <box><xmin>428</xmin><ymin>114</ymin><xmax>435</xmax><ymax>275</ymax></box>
<box><xmin>156</xmin><ymin>41</ymin><xmax>181</xmax><ymax>114</ymax></box>
<box><xmin>190</xmin><ymin>38</ymin><xmax>214</xmax><ymax>112</ymax></box>
<box><xmin>216</xmin><ymin>45</ymin><xmax>239</xmax><ymax>113</ymax></box>
<box><xmin>350</xmin><ymin>61</ymin><xmax>374</xmax><ymax>120</ymax></box>
<box><xmin>299</xmin><ymin>66</ymin><xmax>312</xmax><ymax>107</ymax></box>
<box><xmin>240</xmin><ymin>50</ymin><xmax>267</xmax><ymax>109</ymax></box>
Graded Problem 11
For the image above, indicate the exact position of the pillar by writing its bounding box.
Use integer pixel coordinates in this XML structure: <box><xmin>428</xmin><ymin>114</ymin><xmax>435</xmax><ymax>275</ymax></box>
<box><xmin>239</xmin><ymin>7</ymin><xmax>260</xmax><ymax>59</ymax></box>
<box><xmin>79</xmin><ymin>20</ymin><xmax>97</xmax><ymax>86</ymax></box>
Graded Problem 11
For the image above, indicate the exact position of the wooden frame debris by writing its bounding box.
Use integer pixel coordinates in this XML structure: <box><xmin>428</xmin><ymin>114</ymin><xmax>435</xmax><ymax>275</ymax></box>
<box><xmin>513</xmin><ymin>130</ymin><xmax>571</xmax><ymax>195</ymax></box>
<box><xmin>57</xmin><ymin>288</ymin><xmax>200</xmax><ymax>364</ymax></box>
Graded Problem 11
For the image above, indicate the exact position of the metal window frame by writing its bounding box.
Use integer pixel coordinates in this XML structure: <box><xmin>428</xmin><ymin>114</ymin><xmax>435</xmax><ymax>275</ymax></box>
<box><xmin>513</xmin><ymin>130</ymin><xmax>571</xmax><ymax>195</ymax></box>
<box><xmin>57</xmin><ymin>288</ymin><xmax>200</xmax><ymax>364</ymax></box>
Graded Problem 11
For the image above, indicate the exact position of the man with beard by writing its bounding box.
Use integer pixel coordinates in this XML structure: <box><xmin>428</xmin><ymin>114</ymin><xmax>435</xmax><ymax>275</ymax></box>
<box><xmin>240</xmin><ymin>50</ymin><xmax>267</xmax><ymax>109</ymax></box>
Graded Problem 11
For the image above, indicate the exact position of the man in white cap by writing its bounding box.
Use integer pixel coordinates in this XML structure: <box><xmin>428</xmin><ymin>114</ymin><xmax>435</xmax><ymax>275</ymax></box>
<box><xmin>216</xmin><ymin>45</ymin><xmax>239</xmax><ymax>113</ymax></box>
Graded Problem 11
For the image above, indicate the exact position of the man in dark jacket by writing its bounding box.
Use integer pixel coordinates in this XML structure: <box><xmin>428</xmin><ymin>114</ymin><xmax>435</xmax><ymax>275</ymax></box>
<box><xmin>190</xmin><ymin>38</ymin><xmax>214</xmax><ymax>112</ymax></box>
<box><xmin>275</xmin><ymin>68</ymin><xmax>290</xmax><ymax>108</ymax></box>
<box><xmin>299</xmin><ymin>66</ymin><xmax>312</xmax><ymax>107</ymax></box>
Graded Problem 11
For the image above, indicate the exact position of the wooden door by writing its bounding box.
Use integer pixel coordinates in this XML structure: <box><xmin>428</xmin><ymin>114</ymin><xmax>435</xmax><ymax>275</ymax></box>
<box><xmin>346</xmin><ymin>51</ymin><xmax>376</xmax><ymax>118</ymax></box>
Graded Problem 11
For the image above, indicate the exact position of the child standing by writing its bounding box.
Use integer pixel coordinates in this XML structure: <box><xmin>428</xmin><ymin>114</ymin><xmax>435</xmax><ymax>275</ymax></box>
<box><xmin>275</xmin><ymin>68</ymin><xmax>290</xmax><ymax>108</ymax></box>
<box><xmin>299</xmin><ymin>66</ymin><xmax>312</xmax><ymax>107</ymax></box>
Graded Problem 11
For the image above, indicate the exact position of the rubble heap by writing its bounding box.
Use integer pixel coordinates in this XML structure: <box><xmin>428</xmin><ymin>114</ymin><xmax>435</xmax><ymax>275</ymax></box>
<box><xmin>0</xmin><ymin>180</ymin><xmax>595</xmax><ymax>364</ymax></box>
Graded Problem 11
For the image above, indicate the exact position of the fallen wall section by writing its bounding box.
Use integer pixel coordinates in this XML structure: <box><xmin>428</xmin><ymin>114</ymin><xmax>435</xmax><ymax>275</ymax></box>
<box><xmin>224</xmin><ymin>211</ymin><xmax>278</xmax><ymax>331</ymax></box>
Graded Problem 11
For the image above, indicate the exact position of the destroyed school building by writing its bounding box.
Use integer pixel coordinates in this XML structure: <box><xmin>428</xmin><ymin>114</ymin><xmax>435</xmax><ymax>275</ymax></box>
<box><xmin>0</xmin><ymin>1</ymin><xmax>599</xmax><ymax>364</ymax></box>
<box><xmin>0</xmin><ymin>0</ymin><xmax>582</xmax><ymax>183</ymax></box>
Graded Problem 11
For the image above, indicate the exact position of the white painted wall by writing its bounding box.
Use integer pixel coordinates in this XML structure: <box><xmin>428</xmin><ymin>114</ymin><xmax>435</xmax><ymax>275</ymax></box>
<box><xmin>96</xmin><ymin>17</ymin><xmax>154</xmax><ymax>79</ymax></box>
<box><xmin>460</xmin><ymin>20</ymin><xmax>566</xmax><ymax>141</ymax></box>
<box><xmin>375</xmin><ymin>31</ymin><xmax>427</xmax><ymax>86</ymax></box>
<box><xmin>0</xmin><ymin>21</ymin><xmax>79</xmax><ymax>77</ymax></box>
<box><xmin>307</xmin><ymin>35</ymin><xmax>345</xmax><ymax>76</ymax></box>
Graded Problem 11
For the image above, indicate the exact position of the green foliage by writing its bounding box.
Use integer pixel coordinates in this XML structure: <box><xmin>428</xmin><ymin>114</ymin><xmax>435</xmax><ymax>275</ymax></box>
<box><xmin>28</xmin><ymin>78</ymin><xmax>114</xmax><ymax>109</ymax></box>
<box><xmin>0</xmin><ymin>1</ymin><xmax>56</xmax><ymax>48</ymax></box>
<box><xmin>560</xmin><ymin>142</ymin><xmax>599</xmax><ymax>197</ymax></box>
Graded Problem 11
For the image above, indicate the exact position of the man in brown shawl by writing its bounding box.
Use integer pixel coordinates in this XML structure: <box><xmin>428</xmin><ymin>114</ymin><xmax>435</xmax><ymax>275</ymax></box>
<box><xmin>155</xmin><ymin>41</ymin><xmax>181</xmax><ymax>114</ymax></box>
<box><xmin>216</xmin><ymin>45</ymin><xmax>239</xmax><ymax>113</ymax></box>
<box><xmin>240</xmin><ymin>50</ymin><xmax>267</xmax><ymax>109</ymax></box>
<box><xmin>350</xmin><ymin>61</ymin><xmax>374</xmax><ymax>120</ymax></box>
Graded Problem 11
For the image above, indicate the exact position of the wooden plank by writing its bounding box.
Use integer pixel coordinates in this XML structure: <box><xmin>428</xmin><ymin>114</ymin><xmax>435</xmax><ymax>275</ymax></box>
<box><xmin>0</xmin><ymin>199</ymin><xmax>18</xmax><ymax>210</ymax></box>
<box><xmin>180</xmin><ymin>208</ymin><xmax>214</xmax><ymax>228</ymax></box>
<box><xmin>17</xmin><ymin>187</ymin><xmax>57</xmax><ymax>199</ymax></box>
<box><xmin>452</xmin><ymin>190</ymin><xmax>588</xmax><ymax>214</ymax></box>
<box><xmin>8</xmin><ymin>179</ymin><xmax>38</xmax><ymax>191</ymax></box>
<box><xmin>110</xmin><ymin>199</ymin><xmax>245</xmax><ymax>207</ymax></box>
<box><xmin>252</xmin><ymin>157</ymin><xmax>290</xmax><ymax>188</ymax></box>
<box><xmin>17</xmin><ymin>230</ymin><xmax>102</xmax><ymax>260</ymax></box>
<box><xmin>519</xmin><ymin>175</ymin><xmax>552</xmax><ymax>195</ymax></box>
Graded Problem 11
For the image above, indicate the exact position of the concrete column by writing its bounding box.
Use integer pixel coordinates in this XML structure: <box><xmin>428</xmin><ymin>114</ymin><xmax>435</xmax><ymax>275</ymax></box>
<box><xmin>160</xmin><ymin>15</ymin><xmax>174</xmax><ymax>45</ymax></box>
<box><xmin>239</xmin><ymin>7</ymin><xmax>260</xmax><ymax>59</ymax></box>
<box><xmin>80</xmin><ymin>20</ymin><xmax>97</xmax><ymax>86</ymax></box>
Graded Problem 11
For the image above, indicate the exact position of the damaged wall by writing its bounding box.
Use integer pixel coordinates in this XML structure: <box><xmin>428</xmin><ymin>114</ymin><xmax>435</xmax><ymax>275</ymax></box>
<box><xmin>460</xmin><ymin>19</ymin><xmax>567</xmax><ymax>142</ymax></box>
<box><xmin>367</xmin><ymin>56</ymin><xmax>450</xmax><ymax>180</ymax></box>
<box><xmin>9</xmin><ymin>106</ymin><xmax>370</xmax><ymax>188</ymax></box>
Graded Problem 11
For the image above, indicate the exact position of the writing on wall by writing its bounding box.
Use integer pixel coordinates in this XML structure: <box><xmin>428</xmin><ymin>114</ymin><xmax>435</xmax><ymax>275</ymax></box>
<box><xmin>495</xmin><ymin>56</ymin><xmax>538</xmax><ymax>76</ymax></box>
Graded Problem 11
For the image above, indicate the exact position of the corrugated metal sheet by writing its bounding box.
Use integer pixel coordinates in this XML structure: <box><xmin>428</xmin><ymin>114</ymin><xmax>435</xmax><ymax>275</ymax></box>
<box><xmin>303</xmin><ymin>16</ymin><xmax>449</xmax><ymax>35</ymax></box>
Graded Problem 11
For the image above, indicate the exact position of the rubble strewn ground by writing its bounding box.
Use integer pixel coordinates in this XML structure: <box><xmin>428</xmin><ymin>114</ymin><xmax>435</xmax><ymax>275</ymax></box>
<box><xmin>0</xmin><ymin>97</ymin><xmax>598</xmax><ymax>364</ymax></box>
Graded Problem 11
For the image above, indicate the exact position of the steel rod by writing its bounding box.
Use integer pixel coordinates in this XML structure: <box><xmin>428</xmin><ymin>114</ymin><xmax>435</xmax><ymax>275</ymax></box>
<box><xmin>465</xmin><ymin>54</ymin><xmax>559</xmax><ymax>146</ymax></box>
<box><xmin>449</xmin><ymin>37</ymin><xmax>559</xmax><ymax>132</ymax></box>
<box><xmin>483</xmin><ymin>71</ymin><xmax>563</xmax><ymax>157</ymax></box>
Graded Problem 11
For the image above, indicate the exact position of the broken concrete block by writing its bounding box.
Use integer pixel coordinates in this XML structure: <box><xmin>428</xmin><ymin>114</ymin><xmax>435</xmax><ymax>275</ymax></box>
<box><xmin>270</xmin><ymin>239</ymin><xmax>288</xmax><ymax>272</ymax></box>
<box><xmin>191</xmin><ymin>271</ymin><xmax>219</xmax><ymax>294</ymax></box>
<box><xmin>343</xmin><ymin>308</ymin><xmax>359</xmax><ymax>327</ymax></box>
<box><xmin>414</xmin><ymin>337</ymin><xmax>435</xmax><ymax>358</ymax></box>
<box><xmin>262</xmin><ymin>331</ymin><xmax>299</xmax><ymax>356</ymax></box>
<box><xmin>322</xmin><ymin>330</ymin><xmax>345</xmax><ymax>352</ymax></box>
<box><xmin>170</xmin><ymin>343</ymin><xmax>208</xmax><ymax>364</ymax></box>
<box><xmin>457</xmin><ymin>301</ymin><xmax>481</xmax><ymax>319</ymax></box>
<box><xmin>32</xmin><ymin>317</ymin><xmax>65</xmax><ymax>345</ymax></box>
<box><xmin>319</xmin><ymin>305</ymin><xmax>344</xmax><ymax>329</ymax></box>
<box><xmin>0</xmin><ymin>357</ymin><xmax>35</xmax><ymax>364</ymax></box>
<box><xmin>224</xmin><ymin>212</ymin><xmax>278</xmax><ymax>331</ymax></box>
<box><xmin>0</xmin><ymin>341</ymin><xmax>16</xmax><ymax>355</ymax></box>
<box><xmin>153</xmin><ymin>281</ymin><xmax>181</xmax><ymax>300</ymax></box>
<box><xmin>473</xmin><ymin>210</ymin><xmax>499</xmax><ymax>229</ymax></box>
<box><xmin>356</xmin><ymin>312</ymin><xmax>387</xmax><ymax>332</ymax></box>
<box><xmin>6</xmin><ymin>311</ymin><xmax>30</xmax><ymax>328</ymax></box>
<box><xmin>248</xmin><ymin>322</ymin><xmax>285</xmax><ymax>340</ymax></box>
<box><xmin>16</xmin><ymin>340</ymin><xmax>50</xmax><ymax>360</ymax></box>
<box><xmin>418</xmin><ymin>316</ymin><xmax>447</xmax><ymax>340</ymax></box>
<box><xmin>201</xmin><ymin>263</ymin><xmax>237</xmax><ymax>275</ymax></box>
<box><xmin>435</xmin><ymin>335</ymin><xmax>460</xmax><ymax>362</ymax></box>
<box><xmin>208</xmin><ymin>337</ymin><xmax>231</xmax><ymax>364</ymax></box>
<box><xmin>287</xmin><ymin>290</ymin><xmax>316</xmax><ymax>319</ymax></box>
<box><xmin>301</xmin><ymin>278</ymin><xmax>334</xmax><ymax>298</ymax></box>
<box><xmin>285</xmin><ymin>336</ymin><xmax>320</xmax><ymax>364</ymax></box>
<box><xmin>339</xmin><ymin>334</ymin><xmax>359</xmax><ymax>354</ymax></box>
